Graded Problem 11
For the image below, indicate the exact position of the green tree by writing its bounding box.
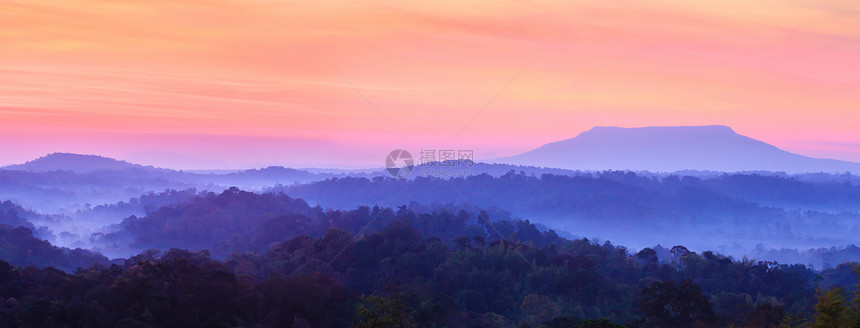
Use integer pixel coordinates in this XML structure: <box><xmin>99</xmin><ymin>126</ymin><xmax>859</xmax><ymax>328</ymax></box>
<box><xmin>355</xmin><ymin>295</ymin><xmax>416</xmax><ymax>328</ymax></box>
<box><xmin>640</xmin><ymin>279</ymin><xmax>714</xmax><ymax>327</ymax></box>
<box><xmin>849</xmin><ymin>265</ymin><xmax>860</xmax><ymax>328</ymax></box>
<box><xmin>578</xmin><ymin>318</ymin><xmax>624</xmax><ymax>328</ymax></box>
<box><xmin>813</xmin><ymin>288</ymin><xmax>847</xmax><ymax>328</ymax></box>
<box><xmin>779</xmin><ymin>312</ymin><xmax>807</xmax><ymax>328</ymax></box>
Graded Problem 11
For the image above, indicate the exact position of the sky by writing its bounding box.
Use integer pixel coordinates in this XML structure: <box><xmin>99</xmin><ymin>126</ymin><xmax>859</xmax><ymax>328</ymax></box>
<box><xmin>2</xmin><ymin>0</ymin><xmax>860</xmax><ymax>169</ymax></box>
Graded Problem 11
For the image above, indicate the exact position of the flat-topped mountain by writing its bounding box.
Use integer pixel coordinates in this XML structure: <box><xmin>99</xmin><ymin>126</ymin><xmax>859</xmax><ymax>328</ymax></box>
<box><xmin>494</xmin><ymin>125</ymin><xmax>860</xmax><ymax>173</ymax></box>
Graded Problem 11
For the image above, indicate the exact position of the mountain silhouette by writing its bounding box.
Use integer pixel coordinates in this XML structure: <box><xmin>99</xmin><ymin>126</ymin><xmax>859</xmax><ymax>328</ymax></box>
<box><xmin>3</xmin><ymin>153</ymin><xmax>157</xmax><ymax>173</ymax></box>
<box><xmin>493</xmin><ymin>125</ymin><xmax>860</xmax><ymax>173</ymax></box>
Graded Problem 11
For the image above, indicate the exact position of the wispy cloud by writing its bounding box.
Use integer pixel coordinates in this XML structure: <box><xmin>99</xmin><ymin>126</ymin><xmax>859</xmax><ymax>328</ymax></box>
<box><xmin>2</xmin><ymin>0</ymin><xmax>859</xmax><ymax>166</ymax></box>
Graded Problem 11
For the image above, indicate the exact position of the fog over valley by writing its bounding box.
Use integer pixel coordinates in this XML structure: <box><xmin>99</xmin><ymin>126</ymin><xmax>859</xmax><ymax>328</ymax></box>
<box><xmin>6</xmin><ymin>127</ymin><xmax>860</xmax><ymax>270</ymax></box>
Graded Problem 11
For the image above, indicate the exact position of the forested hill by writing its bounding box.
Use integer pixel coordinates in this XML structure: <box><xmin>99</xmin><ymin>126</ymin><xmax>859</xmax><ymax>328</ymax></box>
<box><xmin>1</xmin><ymin>203</ymin><xmax>859</xmax><ymax>327</ymax></box>
<box><xmin>276</xmin><ymin>172</ymin><xmax>860</xmax><ymax>259</ymax></box>
<box><xmin>3</xmin><ymin>187</ymin><xmax>860</xmax><ymax>326</ymax></box>
<box><xmin>0</xmin><ymin>225</ymin><xmax>109</xmax><ymax>271</ymax></box>
<box><xmin>0</xmin><ymin>200</ymin><xmax>110</xmax><ymax>271</ymax></box>
<box><xmin>281</xmin><ymin>171</ymin><xmax>860</xmax><ymax>215</ymax></box>
<box><xmin>92</xmin><ymin>188</ymin><xmax>521</xmax><ymax>258</ymax></box>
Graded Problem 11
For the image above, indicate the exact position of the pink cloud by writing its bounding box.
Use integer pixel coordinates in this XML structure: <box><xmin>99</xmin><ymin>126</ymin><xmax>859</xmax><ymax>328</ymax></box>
<box><xmin>1</xmin><ymin>0</ymin><xmax>859</xmax><ymax>167</ymax></box>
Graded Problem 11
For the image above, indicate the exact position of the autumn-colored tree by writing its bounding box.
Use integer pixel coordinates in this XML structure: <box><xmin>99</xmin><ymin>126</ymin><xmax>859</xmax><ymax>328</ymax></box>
<box><xmin>521</xmin><ymin>294</ymin><xmax>560</xmax><ymax>327</ymax></box>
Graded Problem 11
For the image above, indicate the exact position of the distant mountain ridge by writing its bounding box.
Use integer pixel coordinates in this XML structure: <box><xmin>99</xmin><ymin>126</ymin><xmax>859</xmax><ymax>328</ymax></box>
<box><xmin>9</xmin><ymin>126</ymin><xmax>860</xmax><ymax>178</ymax></box>
<box><xmin>3</xmin><ymin>152</ymin><xmax>158</xmax><ymax>173</ymax></box>
<box><xmin>493</xmin><ymin>125</ymin><xmax>860</xmax><ymax>173</ymax></box>
<box><xmin>0</xmin><ymin>153</ymin><xmax>368</xmax><ymax>213</ymax></box>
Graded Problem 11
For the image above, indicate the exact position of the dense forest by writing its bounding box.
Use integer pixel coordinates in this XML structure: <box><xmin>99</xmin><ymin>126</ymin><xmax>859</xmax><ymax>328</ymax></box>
<box><xmin>273</xmin><ymin>171</ymin><xmax>860</xmax><ymax>265</ymax></box>
<box><xmin>7</xmin><ymin>154</ymin><xmax>860</xmax><ymax>268</ymax></box>
<box><xmin>2</xmin><ymin>188</ymin><xmax>860</xmax><ymax>327</ymax></box>
<box><xmin>279</xmin><ymin>171</ymin><xmax>860</xmax><ymax>213</ymax></box>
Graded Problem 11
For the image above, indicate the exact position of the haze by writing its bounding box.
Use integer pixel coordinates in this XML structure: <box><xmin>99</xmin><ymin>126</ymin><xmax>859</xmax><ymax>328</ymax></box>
<box><xmin>5</xmin><ymin>2</ymin><xmax>860</xmax><ymax>326</ymax></box>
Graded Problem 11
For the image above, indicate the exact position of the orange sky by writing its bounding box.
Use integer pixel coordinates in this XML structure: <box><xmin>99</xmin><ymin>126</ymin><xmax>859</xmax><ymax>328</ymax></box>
<box><xmin>2</xmin><ymin>0</ymin><xmax>860</xmax><ymax>168</ymax></box>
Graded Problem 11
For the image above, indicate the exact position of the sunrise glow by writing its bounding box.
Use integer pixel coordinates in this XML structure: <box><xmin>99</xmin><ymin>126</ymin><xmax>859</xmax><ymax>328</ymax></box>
<box><xmin>3</xmin><ymin>0</ymin><xmax>860</xmax><ymax>168</ymax></box>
